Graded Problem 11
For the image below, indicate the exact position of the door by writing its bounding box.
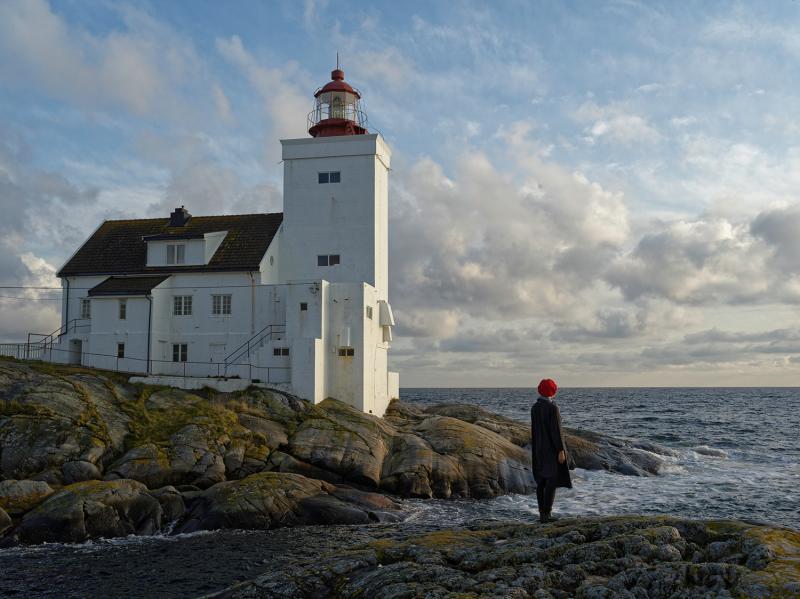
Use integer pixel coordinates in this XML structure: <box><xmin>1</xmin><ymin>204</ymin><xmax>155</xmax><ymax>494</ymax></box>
<box><xmin>68</xmin><ymin>340</ymin><xmax>82</xmax><ymax>365</ymax></box>
<box><xmin>209</xmin><ymin>344</ymin><xmax>226</xmax><ymax>377</ymax></box>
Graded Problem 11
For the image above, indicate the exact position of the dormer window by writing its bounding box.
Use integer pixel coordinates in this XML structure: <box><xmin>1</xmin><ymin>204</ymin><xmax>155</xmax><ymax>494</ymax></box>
<box><xmin>167</xmin><ymin>244</ymin><xmax>186</xmax><ymax>265</ymax></box>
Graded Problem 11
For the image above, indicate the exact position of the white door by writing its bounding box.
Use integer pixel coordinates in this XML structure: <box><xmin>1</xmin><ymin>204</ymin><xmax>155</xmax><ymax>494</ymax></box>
<box><xmin>209</xmin><ymin>344</ymin><xmax>226</xmax><ymax>377</ymax></box>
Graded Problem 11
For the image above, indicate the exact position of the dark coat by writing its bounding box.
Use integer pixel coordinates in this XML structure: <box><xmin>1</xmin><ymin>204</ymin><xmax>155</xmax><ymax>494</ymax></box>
<box><xmin>531</xmin><ymin>397</ymin><xmax>572</xmax><ymax>488</ymax></box>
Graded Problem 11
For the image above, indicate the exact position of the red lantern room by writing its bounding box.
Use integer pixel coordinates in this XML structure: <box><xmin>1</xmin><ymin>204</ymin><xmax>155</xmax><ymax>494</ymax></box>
<box><xmin>308</xmin><ymin>66</ymin><xmax>368</xmax><ymax>138</ymax></box>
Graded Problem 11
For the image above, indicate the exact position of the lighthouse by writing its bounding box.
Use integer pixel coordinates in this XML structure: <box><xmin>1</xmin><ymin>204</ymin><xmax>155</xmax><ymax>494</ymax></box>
<box><xmin>45</xmin><ymin>64</ymin><xmax>399</xmax><ymax>416</ymax></box>
<box><xmin>280</xmin><ymin>67</ymin><xmax>391</xmax><ymax>303</ymax></box>
<box><xmin>278</xmin><ymin>65</ymin><xmax>397</xmax><ymax>413</ymax></box>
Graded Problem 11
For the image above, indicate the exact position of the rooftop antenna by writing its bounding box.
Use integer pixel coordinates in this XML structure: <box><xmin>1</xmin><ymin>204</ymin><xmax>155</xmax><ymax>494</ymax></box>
<box><xmin>336</xmin><ymin>51</ymin><xmax>339</xmax><ymax>69</ymax></box>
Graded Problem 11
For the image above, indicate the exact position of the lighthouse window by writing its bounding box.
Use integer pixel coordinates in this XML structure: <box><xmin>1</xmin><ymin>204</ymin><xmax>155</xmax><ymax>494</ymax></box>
<box><xmin>318</xmin><ymin>171</ymin><xmax>340</xmax><ymax>184</ymax></box>
<box><xmin>331</xmin><ymin>96</ymin><xmax>345</xmax><ymax>119</ymax></box>
<box><xmin>317</xmin><ymin>254</ymin><xmax>340</xmax><ymax>267</ymax></box>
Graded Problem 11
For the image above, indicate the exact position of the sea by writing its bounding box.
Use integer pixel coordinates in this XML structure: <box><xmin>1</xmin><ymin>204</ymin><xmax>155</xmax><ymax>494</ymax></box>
<box><xmin>401</xmin><ymin>387</ymin><xmax>800</xmax><ymax>530</ymax></box>
<box><xmin>1</xmin><ymin>387</ymin><xmax>798</xmax><ymax>598</ymax></box>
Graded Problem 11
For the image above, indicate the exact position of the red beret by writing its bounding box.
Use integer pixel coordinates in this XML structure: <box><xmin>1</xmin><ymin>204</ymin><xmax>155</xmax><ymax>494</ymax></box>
<box><xmin>537</xmin><ymin>378</ymin><xmax>558</xmax><ymax>398</ymax></box>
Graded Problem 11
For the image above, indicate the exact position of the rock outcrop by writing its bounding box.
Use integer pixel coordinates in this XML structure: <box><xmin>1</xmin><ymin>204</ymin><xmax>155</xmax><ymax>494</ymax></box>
<box><xmin>210</xmin><ymin>516</ymin><xmax>800</xmax><ymax>599</ymax></box>
<box><xmin>178</xmin><ymin>472</ymin><xmax>402</xmax><ymax>534</ymax></box>
<box><xmin>0</xmin><ymin>359</ymin><xmax>677</xmax><ymax>544</ymax></box>
<box><xmin>13</xmin><ymin>479</ymin><xmax>169</xmax><ymax>544</ymax></box>
<box><xmin>0</xmin><ymin>480</ymin><xmax>54</xmax><ymax>516</ymax></box>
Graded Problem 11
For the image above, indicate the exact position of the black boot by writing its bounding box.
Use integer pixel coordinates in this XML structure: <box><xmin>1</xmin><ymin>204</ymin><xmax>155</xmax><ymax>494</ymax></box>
<box><xmin>539</xmin><ymin>511</ymin><xmax>548</xmax><ymax>524</ymax></box>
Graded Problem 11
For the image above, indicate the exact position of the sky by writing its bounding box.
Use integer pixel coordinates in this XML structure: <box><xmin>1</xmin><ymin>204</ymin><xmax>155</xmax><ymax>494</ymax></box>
<box><xmin>1</xmin><ymin>0</ymin><xmax>800</xmax><ymax>387</ymax></box>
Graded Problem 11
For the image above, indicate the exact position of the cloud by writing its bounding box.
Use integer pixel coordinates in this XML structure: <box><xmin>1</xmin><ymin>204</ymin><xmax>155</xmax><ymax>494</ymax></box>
<box><xmin>575</xmin><ymin>101</ymin><xmax>661</xmax><ymax>145</ymax></box>
<box><xmin>0</xmin><ymin>131</ymin><xmax>98</xmax><ymax>338</ymax></box>
<box><xmin>751</xmin><ymin>205</ymin><xmax>800</xmax><ymax>275</ymax></box>
<box><xmin>212</xmin><ymin>84</ymin><xmax>233</xmax><ymax>123</ymax></box>
<box><xmin>0</xmin><ymin>0</ymin><xmax>202</xmax><ymax>117</ymax></box>
<box><xmin>216</xmin><ymin>35</ymin><xmax>309</xmax><ymax>143</ymax></box>
<box><xmin>134</xmin><ymin>130</ymin><xmax>282</xmax><ymax>217</ymax></box>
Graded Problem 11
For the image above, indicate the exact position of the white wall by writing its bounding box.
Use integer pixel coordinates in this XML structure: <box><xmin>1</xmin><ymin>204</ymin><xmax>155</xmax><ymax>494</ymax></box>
<box><xmin>281</xmin><ymin>134</ymin><xmax>391</xmax><ymax>299</ymax></box>
<box><xmin>146</xmin><ymin>239</ymin><xmax>206</xmax><ymax>267</ymax></box>
<box><xmin>149</xmin><ymin>271</ymin><xmax>264</xmax><ymax>378</ymax></box>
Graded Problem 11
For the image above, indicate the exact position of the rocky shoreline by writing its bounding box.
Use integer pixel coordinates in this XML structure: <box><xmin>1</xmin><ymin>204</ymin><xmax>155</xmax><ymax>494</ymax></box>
<box><xmin>2</xmin><ymin>358</ymin><xmax>799</xmax><ymax>597</ymax></box>
<box><xmin>206</xmin><ymin>515</ymin><xmax>800</xmax><ymax>599</ymax></box>
<box><xmin>1</xmin><ymin>358</ymin><xmax>671</xmax><ymax>545</ymax></box>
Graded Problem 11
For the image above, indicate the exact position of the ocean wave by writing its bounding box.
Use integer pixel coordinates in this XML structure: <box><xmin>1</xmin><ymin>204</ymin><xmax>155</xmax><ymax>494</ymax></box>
<box><xmin>693</xmin><ymin>445</ymin><xmax>729</xmax><ymax>458</ymax></box>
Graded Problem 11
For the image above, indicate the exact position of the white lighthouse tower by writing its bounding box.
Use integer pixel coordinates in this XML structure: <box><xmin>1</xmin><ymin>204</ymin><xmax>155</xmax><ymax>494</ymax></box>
<box><xmin>278</xmin><ymin>66</ymin><xmax>397</xmax><ymax>414</ymax></box>
<box><xmin>280</xmin><ymin>66</ymin><xmax>390</xmax><ymax>302</ymax></box>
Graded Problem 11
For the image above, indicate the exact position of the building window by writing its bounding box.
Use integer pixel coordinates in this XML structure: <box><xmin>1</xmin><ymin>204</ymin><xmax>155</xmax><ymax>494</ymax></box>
<box><xmin>172</xmin><ymin>343</ymin><xmax>188</xmax><ymax>362</ymax></box>
<box><xmin>300</xmin><ymin>302</ymin><xmax>308</xmax><ymax>311</ymax></box>
<box><xmin>366</xmin><ymin>306</ymin><xmax>373</xmax><ymax>319</ymax></box>
<box><xmin>173</xmin><ymin>295</ymin><xmax>192</xmax><ymax>316</ymax></box>
<box><xmin>167</xmin><ymin>244</ymin><xmax>186</xmax><ymax>265</ymax></box>
<box><xmin>338</xmin><ymin>348</ymin><xmax>355</xmax><ymax>357</ymax></box>
<box><xmin>212</xmin><ymin>294</ymin><xmax>232</xmax><ymax>315</ymax></box>
<box><xmin>273</xmin><ymin>347</ymin><xmax>290</xmax><ymax>356</ymax></box>
<box><xmin>318</xmin><ymin>171</ymin><xmax>341</xmax><ymax>184</ymax></box>
<box><xmin>317</xmin><ymin>254</ymin><xmax>340</xmax><ymax>267</ymax></box>
<box><xmin>80</xmin><ymin>299</ymin><xmax>91</xmax><ymax>319</ymax></box>
<box><xmin>119</xmin><ymin>300</ymin><xmax>127</xmax><ymax>320</ymax></box>
<box><xmin>117</xmin><ymin>343</ymin><xmax>125</xmax><ymax>358</ymax></box>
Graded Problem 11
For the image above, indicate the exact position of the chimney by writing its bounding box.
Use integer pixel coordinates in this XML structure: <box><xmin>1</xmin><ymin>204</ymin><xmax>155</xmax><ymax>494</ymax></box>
<box><xmin>169</xmin><ymin>206</ymin><xmax>191</xmax><ymax>227</ymax></box>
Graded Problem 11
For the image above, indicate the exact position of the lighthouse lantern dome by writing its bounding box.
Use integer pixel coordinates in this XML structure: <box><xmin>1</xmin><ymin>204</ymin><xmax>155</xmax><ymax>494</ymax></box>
<box><xmin>308</xmin><ymin>67</ymin><xmax>368</xmax><ymax>137</ymax></box>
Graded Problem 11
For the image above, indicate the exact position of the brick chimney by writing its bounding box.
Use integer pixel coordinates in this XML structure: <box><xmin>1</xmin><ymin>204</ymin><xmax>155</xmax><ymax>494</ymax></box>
<box><xmin>169</xmin><ymin>206</ymin><xmax>191</xmax><ymax>227</ymax></box>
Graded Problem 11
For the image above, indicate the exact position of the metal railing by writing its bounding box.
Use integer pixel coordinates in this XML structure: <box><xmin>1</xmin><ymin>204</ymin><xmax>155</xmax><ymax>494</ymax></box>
<box><xmin>224</xmin><ymin>324</ymin><xmax>285</xmax><ymax>374</ymax></box>
<box><xmin>307</xmin><ymin>102</ymin><xmax>368</xmax><ymax>131</ymax></box>
<box><xmin>0</xmin><ymin>343</ymin><xmax>43</xmax><ymax>360</ymax></box>
<box><xmin>27</xmin><ymin>318</ymin><xmax>90</xmax><ymax>354</ymax></box>
<box><xmin>0</xmin><ymin>345</ymin><xmax>290</xmax><ymax>385</ymax></box>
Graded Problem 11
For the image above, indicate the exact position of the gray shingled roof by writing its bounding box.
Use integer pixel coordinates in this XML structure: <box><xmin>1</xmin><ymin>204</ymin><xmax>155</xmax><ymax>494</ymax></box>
<box><xmin>58</xmin><ymin>213</ymin><xmax>283</xmax><ymax>277</ymax></box>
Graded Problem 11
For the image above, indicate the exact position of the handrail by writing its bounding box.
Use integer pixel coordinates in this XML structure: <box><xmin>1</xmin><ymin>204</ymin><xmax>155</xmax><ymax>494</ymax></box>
<box><xmin>26</xmin><ymin>318</ymin><xmax>90</xmax><ymax>359</ymax></box>
<box><xmin>224</xmin><ymin>324</ymin><xmax>285</xmax><ymax>372</ymax></box>
<box><xmin>28</xmin><ymin>318</ymin><xmax>90</xmax><ymax>350</ymax></box>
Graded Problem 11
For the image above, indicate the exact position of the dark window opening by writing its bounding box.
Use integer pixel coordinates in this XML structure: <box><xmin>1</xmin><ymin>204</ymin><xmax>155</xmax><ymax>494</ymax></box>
<box><xmin>318</xmin><ymin>171</ymin><xmax>340</xmax><ymax>184</ymax></box>
<box><xmin>172</xmin><ymin>343</ymin><xmax>188</xmax><ymax>362</ymax></box>
<box><xmin>300</xmin><ymin>302</ymin><xmax>308</xmax><ymax>311</ymax></box>
<box><xmin>117</xmin><ymin>343</ymin><xmax>125</xmax><ymax>358</ymax></box>
<box><xmin>318</xmin><ymin>254</ymin><xmax>340</xmax><ymax>267</ymax></box>
<box><xmin>273</xmin><ymin>347</ymin><xmax>290</xmax><ymax>356</ymax></box>
<box><xmin>338</xmin><ymin>348</ymin><xmax>355</xmax><ymax>357</ymax></box>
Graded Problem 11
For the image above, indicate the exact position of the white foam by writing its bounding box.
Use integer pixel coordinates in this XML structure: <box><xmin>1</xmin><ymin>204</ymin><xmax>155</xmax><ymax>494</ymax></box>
<box><xmin>693</xmin><ymin>445</ymin><xmax>729</xmax><ymax>458</ymax></box>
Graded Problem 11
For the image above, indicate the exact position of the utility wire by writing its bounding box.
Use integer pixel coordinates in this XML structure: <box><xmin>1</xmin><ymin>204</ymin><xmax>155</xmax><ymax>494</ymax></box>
<box><xmin>0</xmin><ymin>296</ymin><xmax>62</xmax><ymax>301</ymax></box>
<box><xmin>0</xmin><ymin>282</ymin><xmax>323</xmax><ymax>291</ymax></box>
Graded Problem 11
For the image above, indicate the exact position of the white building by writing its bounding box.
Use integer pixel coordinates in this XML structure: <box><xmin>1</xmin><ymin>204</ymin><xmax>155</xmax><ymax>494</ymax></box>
<box><xmin>42</xmin><ymin>66</ymin><xmax>399</xmax><ymax>416</ymax></box>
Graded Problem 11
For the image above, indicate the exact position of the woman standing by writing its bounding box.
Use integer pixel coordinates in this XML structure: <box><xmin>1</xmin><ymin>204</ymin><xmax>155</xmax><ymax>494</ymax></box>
<box><xmin>531</xmin><ymin>378</ymin><xmax>572</xmax><ymax>523</ymax></box>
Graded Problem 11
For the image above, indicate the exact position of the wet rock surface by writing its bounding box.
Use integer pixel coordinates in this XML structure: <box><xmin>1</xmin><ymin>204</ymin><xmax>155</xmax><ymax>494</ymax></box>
<box><xmin>177</xmin><ymin>472</ymin><xmax>402</xmax><ymax>533</ymax></box>
<box><xmin>0</xmin><ymin>359</ymin><xmax>675</xmax><ymax>544</ymax></box>
<box><xmin>209</xmin><ymin>516</ymin><xmax>800</xmax><ymax>599</ymax></box>
<box><xmin>0</xmin><ymin>516</ymin><xmax>796</xmax><ymax>599</ymax></box>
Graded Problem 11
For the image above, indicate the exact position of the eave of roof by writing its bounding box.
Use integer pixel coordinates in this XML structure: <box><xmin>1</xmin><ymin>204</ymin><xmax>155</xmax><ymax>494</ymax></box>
<box><xmin>88</xmin><ymin>275</ymin><xmax>171</xmax><ymax>297</ymax></box>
